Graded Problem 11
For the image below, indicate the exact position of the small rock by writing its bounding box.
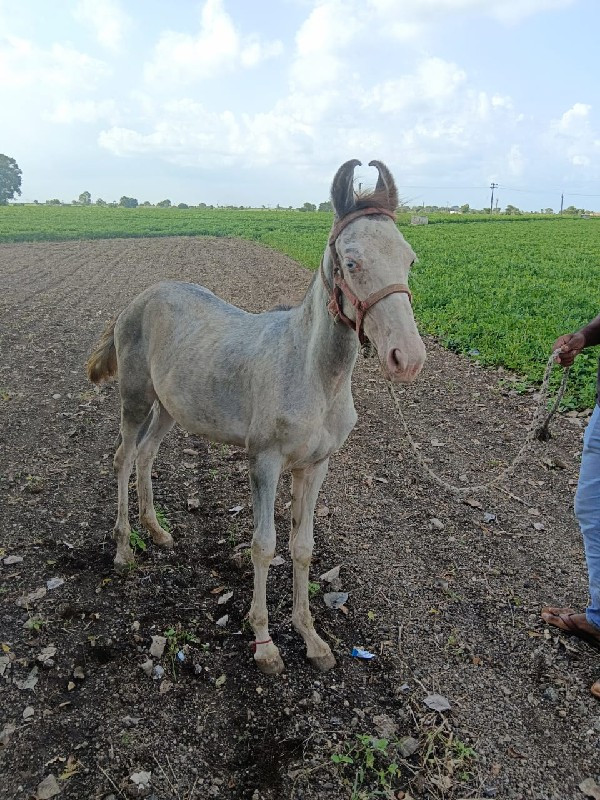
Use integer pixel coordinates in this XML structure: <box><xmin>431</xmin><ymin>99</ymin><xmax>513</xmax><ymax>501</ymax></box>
<box><xmin>140</xmin><ymin>659</ymin><xmax>153</xmax><ymax>677</ymax></box>
<box><xmin>122</xmin><ymin>716</ymin><xmax>141</xmax><ymax>727</ymax></box>
<box><xmin>16</xmin><ymin>587</ymin><xmax>47</xmax><ymax>608</ymax></box>
<box><xmin>324</xmin><ymin>592</ymin><xmax>348</xmax><ymax>610</ymax></box>
<box><xmin>270</xmin><ymin>555</ymin><xmax>285</xmax><ymax>566</ymax></box>
<box><xmin>0</xmin><ymin>722</ymin><xmax>16</xmax><ymax>746</ymax></box>
<box><xmin>15</xmin><ymin>666</ymin><xmax>39</xmax><ymax>690</ymax></box>
<box><xmin>429</xmin><ymin>518</ymin><xmax>444</xmax><ymax>530</ymax></box>
<box><xmin>483</xmin><ymin>512</ymin><xmax>496</xmax><ymax>523</ymax></box>
<box><xmin>217</xmin><ymin>590</ymin><xmax>233</xmax><ymax>606</ymax></box>
<box><xmin>130</xmin><ymin>771</ymin><xmax>152</xmax><ymax>786</ymax></box>
<box><xmin>312</xmin><ymin>691</ymin><xmax>322</xmax><ymax>704</ymax></box>
<box><xmin>187</xmin><ymin>497</ymin><xmax>200</xmax><ymax>511</ymax></box>
<box><xmin>37</xmin><ymin>646</ymin><xmax>58</xmax><ymax>666</ymax></box>
<box><xmin>316</xmin><ymin>505</ymin><xmax>329</xmax><ymax>517</ymax></box>
<box><xmin>397</xmin><ymin>736</ymin><xmax>419</xmax><ymax>757</ymax></box>
<box><xmin>3</xmin><ymin>555</ymin><xmax>23</xmax><ymax>565</ymax></box>
<box><xmin>35</xmin><ymin>774</ymin><xmax>61</xmax><ymax>799</ymax></box>
<box><xmin>319</xmin><ymin>565</ymin><xmax>341</xmax><ymax>582</ymax></box>
<box><xmin>543</xmin><ymin>687</ymin><xmax>559</xmax><ymax>703</ymax></box>
<box><xmin>23</xmin><ymin>705</ymin><xmax>34</xmax><ymax>719</ymax></box>
<box><xmin>423</xmin><ymin>693</ymin><xmax>451</xmax><ymax>712</ymax></box>
<box><xmin>579</xmin><ymin>778</ymin><xmax>600</xmax><ymax>800</ymax></box>
<box><xmin>152</xmin><ymin>665</ymin><xmax>164</xmax><ymax>680</ymax></box>
<box><xmin>149</xmin><ymin>635</ymin><xmax>166</xmax><ymax>659</ymax></box>
<box><xmin>372</xmin><ymin>713</ymin><xmax>398</xmax><ymax>738</ymax></box>
<box><xmin>216</xmin><ymin>615</ymin><xmax>228</xmax><ymax>627</ymax></box>
<box><xmin>73</xmin><ymin>666</ymin><xmax>85</xmax><ymax>679</ymax></box>
<box><xmin>532</xmin><ymin>521</ymin><xmax>545</xmax><ymax>531</ymax></box>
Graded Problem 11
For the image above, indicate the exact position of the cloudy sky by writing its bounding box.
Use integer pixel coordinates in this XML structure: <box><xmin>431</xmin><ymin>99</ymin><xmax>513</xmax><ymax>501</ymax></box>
<box><xmin>1</xmin><ymin>0</ymin><xmax>598</xmax><ymax>211</ymax></box>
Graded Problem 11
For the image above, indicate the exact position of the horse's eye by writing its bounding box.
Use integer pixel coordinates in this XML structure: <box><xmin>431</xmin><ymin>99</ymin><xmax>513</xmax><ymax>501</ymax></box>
<box><xmin>345</xmin><ymin>259</ymin><xmax>356</xmax><ymax>272</ymax></box>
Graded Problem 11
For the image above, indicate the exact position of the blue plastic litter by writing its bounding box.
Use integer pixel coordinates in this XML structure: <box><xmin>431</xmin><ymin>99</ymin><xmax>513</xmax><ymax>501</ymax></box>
<box><xmin>351</xmin><ymin>647</ymin><xmax>376</xmax><ymax>660</ymax></box>
<box><xmin>177</xmin><ymin>650</ymin><xmax>185</xmax><ymax>662</ymax></box>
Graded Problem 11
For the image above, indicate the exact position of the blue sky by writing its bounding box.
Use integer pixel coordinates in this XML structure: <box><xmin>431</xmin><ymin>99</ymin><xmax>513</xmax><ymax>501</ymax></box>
<box><xmin>1</xmin><ymin>0</ymin><xmax>598</xmax><ymax>211</ymax></box>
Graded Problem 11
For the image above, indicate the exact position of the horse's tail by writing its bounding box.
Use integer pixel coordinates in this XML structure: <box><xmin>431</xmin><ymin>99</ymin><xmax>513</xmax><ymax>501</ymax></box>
<box><xmin>86</xmin><ymin>318</ymin><xmax>117</xmax><ymax>384</ymax></box>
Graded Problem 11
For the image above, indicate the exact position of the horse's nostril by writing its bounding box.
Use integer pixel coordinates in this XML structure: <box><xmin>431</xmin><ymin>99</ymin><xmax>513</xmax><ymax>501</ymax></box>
<box><xmin>387</xmin><ymin>348</ymin><xmax>404</xmax><ymax>372</ymax></box>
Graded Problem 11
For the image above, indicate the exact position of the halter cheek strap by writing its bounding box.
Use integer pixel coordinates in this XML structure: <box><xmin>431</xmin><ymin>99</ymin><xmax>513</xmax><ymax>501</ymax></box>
<box><xmin>320</xmin><ymin>207</ymin><xmax>413</xmax><ymax>345</ymax></box>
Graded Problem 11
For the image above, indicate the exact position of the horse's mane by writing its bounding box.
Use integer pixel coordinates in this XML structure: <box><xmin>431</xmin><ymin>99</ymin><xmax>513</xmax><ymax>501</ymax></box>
<box><xmin>352</xmin><ymin>189</ymin><xmax>396</xmax><ymax>213</ymax></box>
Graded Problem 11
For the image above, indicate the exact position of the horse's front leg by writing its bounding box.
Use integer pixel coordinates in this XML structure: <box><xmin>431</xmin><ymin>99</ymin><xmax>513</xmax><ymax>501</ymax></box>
<box><xmin>290</xmin><ymin>459</ymin><xmax>336</xmax><ymax>671</ymax></box>
<box><xmin>248</xmin><ymin>452</ymin><xmax>285</xmax><ymax>675</ymax></box>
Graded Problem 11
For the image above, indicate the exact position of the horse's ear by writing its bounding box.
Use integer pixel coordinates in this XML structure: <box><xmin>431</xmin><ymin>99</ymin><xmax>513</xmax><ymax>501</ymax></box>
<box><xmin>368</xmin><ymin>160</ymin><xmax>398</xmax><ymax>212</ymax></box>
<box><xmin>331</xmin><ymin>159</ymin><xmax>361</xmax><ymax>218</ymax></box>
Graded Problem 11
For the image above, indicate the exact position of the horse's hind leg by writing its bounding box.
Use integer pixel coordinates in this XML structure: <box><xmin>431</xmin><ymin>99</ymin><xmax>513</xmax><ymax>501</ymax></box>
<box><xmin>136</xmin><ymin>402</ymin><xmax>175</xmax><ymax>548</ymax></box>
<box><xmin>113</xmin><ymin>400</ymin><xmax>153</xmax><ymax>571</ymax></box>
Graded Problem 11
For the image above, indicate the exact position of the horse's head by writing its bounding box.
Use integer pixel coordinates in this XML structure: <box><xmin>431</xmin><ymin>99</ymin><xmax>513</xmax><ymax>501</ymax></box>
<box><xmin>325</xmin><ymin>159</ymin><xmax>426</xmax><ymax>383</ymax></box>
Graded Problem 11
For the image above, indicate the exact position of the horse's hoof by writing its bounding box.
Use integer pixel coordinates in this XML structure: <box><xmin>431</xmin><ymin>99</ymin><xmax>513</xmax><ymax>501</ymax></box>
<box><xmin>308</xmin><ymin>651</ymin><xmax>336</xmax><ymax>671</ymax></box>
<box><xmin>255</xmin><ymin>653</ymin><xmax>285</xmax><ymax>675</ymax></box>
<box><xmin>114</xmin><ymin>555</ymin><xmax>135</xmax><ymax>575</ymax></box>
<box><xmin>151</xmin><ymin>529</ymin><xmax>173</xmax><ymax>549</ymax></box>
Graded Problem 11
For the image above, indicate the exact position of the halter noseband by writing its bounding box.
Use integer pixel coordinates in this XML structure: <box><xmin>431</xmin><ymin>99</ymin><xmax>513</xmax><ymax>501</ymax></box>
<box><xmin>319</xmin><ymin>207</ymin><xmax>412</xmax><ymax>345</ymax></box>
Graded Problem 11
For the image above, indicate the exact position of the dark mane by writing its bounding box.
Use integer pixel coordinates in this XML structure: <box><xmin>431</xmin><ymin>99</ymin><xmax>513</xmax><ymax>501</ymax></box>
<box><xmin>352</xmin><ymin>189</ymin><xmax>397</xmax><ymax>213</ymax></box>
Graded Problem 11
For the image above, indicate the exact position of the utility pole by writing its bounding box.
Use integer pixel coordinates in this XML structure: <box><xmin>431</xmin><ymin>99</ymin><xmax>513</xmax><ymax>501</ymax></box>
<box><xmin>489</xmin><ymin>182</ymin><xmax>498</xmax><ymax>215</ymax></box>
<box><xmin>560</xmin><ymin>193</ymin><xmax>564</xmax><ymax>215</ymax></box>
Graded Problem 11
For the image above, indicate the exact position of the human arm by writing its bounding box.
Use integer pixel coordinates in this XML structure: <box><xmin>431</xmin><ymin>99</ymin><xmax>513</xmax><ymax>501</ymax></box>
<box><xmin>553</xmin><ymin>313</ymin><xmax>600</xmax><ymax>367</ymax></box>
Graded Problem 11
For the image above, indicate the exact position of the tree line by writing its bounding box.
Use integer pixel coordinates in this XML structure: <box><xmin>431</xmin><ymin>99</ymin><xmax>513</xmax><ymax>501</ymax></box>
<box><xmin>0</xmin><ymin>154</ymin><xmax>595</xmax><ymax>216</ymax></box>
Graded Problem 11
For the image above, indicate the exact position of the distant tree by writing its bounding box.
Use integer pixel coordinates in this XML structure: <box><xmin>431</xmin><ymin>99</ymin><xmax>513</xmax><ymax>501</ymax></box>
<box><xmin>46</xmin><ymin>198</ymin><xmax>61</xmax><ymax>205</ymax></box>
<box><xmin>0</xmin><ymin>154</ymin><xmax>22</xmax><ymax>204</ymax></box>
<box><xmin>177</xmin><ymin>202</ymin><xmax>189</xmax><ymax>209</ymax></box>
<box><xmin>157</xmin><ymin>199</ymin><xmax>171</xmax><ymax>208</ymax></box>
<box><xmin>460</xmin><ymin>203</ymin><xmax>470</xmax><ymax>214</ymax></box>
<box><xmin>96</xmin><ymin>198</ymin><xmax>107</xmax><ymax>206</ymax></box>
<box><xmin>109</xmin><ymin>201</ymin><xmax>118</xmax><ymax>207</ymax></box>
<box><xmin>298</xmin><ymin>202</ymin><xmax>316</xmax><ymax>212</ymax></box>
<box><xmin>543</xmin><ymin>208</ymin><xmax>554</xmax><ymax>215</ymax></box>
<box><xmin>504</xmin><ymin>204</ymin><xmax>521</xmax><ymax>215</ymax></box>
<box><xmin>318</xmin><ymin>201</ymin><xmax>333</xmax><ymax>212</ymax></box>
<box><xmin>140</xmin><ymin>200</ymin><xmax>152</xmax><ymax>207</ymax></box>
<box><xmin>563</xmin><ymin>205</ymin><xmax>582</xmax><ymax>215</ymax></box>
<box><xmin>119</xmin><ymin>196</ymin><xmax>138</xmax><ymax>208</ymax></box>
<box><xmin>198</xmin><ymin>202</ymin><xmax>207</xmax><ymax>209</ymax></box>
<box><xmin>79</xmin><ymin>191</ymin><xmax>91</xmax><ymax>205</ymax></box>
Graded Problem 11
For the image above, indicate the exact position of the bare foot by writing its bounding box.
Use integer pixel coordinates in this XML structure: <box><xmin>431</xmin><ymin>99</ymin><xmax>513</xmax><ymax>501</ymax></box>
<box><xmin>541</xmin><ymin>606</ymin><xmax>600</xmax><ymax>645</ymax></box>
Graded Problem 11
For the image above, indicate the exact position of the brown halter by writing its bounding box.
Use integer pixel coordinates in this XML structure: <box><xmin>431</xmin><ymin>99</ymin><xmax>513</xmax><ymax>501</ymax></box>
<box><xmin>320</xmin><ymin>206</ymin><xmax>412</xmax><ymax>345</ymax></box>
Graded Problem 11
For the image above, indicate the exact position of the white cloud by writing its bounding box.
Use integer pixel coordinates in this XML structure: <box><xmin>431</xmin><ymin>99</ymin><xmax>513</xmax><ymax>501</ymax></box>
<box><xmin>547</xmin><ymin>103</ymin><xmax>599</xmax><ymax>174</ymax></box>
<box><xmin>0</xmin><ymin>37</ymin><xmax>110</xmax><ymax>90</ymax></box>
<box><xmin>144</xmin><ymin>0</ymin><xmax>283</xmax><ymax>86</ymax></box>
<box><xmin>368</xmin><ymin>0</ymin><xmax>574</xmax><ymax>27</ymax></box>
<box><xmin>49</xmin><ymin>98</ymin><xmax>118</xmax><ymax>124</ymax></box>
<box><xmin>74</xmin><ymin>0</ymin><xmax>131</xmax><ymax>51</ymax></box>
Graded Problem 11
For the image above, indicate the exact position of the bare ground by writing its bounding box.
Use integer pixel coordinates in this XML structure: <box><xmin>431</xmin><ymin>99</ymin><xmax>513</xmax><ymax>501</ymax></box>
<box><xmin>0</xmin><ymin>236</ymin><xmax>599</xmax><ymax>800</ymax></box>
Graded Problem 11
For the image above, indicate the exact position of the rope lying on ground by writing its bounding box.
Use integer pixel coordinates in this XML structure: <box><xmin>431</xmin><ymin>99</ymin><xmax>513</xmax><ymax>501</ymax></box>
<box><xmin>386</xmin><ymin>350</ymin><xmax>570</xmax><ymax>496</ymax></box>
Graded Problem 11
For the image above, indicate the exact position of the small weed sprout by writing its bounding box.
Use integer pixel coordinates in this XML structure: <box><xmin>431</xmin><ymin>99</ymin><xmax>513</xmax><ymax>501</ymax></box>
<box><xmin>129</xmin><ymin>528</ymin><xmax>147</xmax><ymax>552</ymax></box>
<box><xmin>330</xmin><ymin>734</ymin><xmax>401</xmax><ymax>797</ymax></box>
<box><xmin>155</xmin><ymin>505</ymin><xmax>170</xmax><ymax>532</ymax></box>
<box><xmin>308</xmin><ymin>581</ymin><xmax>320</xmax><ymax>597</ymax></box>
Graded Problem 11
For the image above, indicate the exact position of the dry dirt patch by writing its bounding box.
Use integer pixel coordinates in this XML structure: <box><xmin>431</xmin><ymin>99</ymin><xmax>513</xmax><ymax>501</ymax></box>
<box><xmin>0</xmin><ymin>236</ymin><xmax>599</xmax><ymax>800</ymax></box>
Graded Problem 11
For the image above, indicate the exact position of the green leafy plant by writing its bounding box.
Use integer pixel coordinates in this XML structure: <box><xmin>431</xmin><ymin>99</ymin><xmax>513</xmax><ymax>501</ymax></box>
<box><xmin>330</xmin><ymin>734</ymin><xmax>402</xmax><ymax>798</ymax></box>
<box><xmin>129</xmin><ymin>528</ymin><xmax>147</xmax><ymax>552</ymax></box>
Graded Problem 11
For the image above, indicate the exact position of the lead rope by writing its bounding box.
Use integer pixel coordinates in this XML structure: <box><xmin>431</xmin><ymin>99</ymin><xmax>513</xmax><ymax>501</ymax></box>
<box><xmin>385</xmin><ymin>350</ymin><xmax>570</xmax><ymax>496</ymax></box>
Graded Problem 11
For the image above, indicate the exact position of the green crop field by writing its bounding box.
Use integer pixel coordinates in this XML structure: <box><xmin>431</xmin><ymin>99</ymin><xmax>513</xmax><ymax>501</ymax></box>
<box><xmin>2</xmin><ymin>204</ymin><xmax>599</xmax><ymax>407</ymax></box>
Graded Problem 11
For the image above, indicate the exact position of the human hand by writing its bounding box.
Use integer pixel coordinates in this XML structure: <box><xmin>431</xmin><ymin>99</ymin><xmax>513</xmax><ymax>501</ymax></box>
<box><xmin>552</xmin><ymin>332</ymin><xmax>586</xmax><ymax>367</ymax></box>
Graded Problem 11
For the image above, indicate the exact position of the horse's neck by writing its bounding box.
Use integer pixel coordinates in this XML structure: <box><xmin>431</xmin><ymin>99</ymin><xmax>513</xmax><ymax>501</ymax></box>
<box><xmin>297</xmin><ymin>254</ymin><xmax>359</xmax><ymax>392</ymax></box>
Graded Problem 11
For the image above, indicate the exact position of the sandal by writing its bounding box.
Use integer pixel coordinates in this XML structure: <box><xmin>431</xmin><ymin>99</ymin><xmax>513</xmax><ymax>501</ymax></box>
<box><xmin>541</xmin><ymin>607</ymin><xmax>600</xmax><ymax>648</ymax></box>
